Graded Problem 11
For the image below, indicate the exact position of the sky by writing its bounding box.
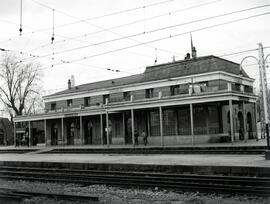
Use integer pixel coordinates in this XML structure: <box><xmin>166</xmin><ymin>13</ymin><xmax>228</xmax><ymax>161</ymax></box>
<box><xmin>0</xmin><ymin>0</ymin><xmax>269</xmax><ymax>103</ymax></box>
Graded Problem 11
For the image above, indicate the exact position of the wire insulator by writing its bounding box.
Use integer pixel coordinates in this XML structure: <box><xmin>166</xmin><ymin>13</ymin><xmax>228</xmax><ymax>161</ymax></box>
<box><xmin>51</xmin><ymin>9</ymin><xmax>55</xmax><ymax>44</ymax></box>
<box><xmin>19</xmin><ymin>0</ymin><xmax>23</xmax><ymax>35</ymax></box>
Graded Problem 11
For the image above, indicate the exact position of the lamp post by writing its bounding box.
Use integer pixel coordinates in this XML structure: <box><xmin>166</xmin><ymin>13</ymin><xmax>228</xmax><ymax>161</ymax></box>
<box><xmin>240</xmin><ymin>45</ymin><xmax>270</xmax><ymax>157</ymax></box>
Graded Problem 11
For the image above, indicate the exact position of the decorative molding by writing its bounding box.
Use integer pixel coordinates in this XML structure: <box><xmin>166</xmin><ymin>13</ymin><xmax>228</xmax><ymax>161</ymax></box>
<box><xmin>43</xmin><ymin>71</ymin><xmax>254</xmax><ymax>103</ymax></box>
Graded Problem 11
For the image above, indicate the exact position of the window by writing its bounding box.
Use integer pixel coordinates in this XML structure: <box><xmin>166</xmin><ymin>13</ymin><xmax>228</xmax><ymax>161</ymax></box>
<box><xmin>234</xmin><ymin>83</ymin><xmax>241</xmax><ymax>91</ymax></box>
<box><xmin>67</xmin><ymin>99</ymin><xmax>73</xmax><ymax>107</ymax></box>
<box><xmin>84</xmin><ymin>97</ymin><xmax>91</xmax><ymax>107</ymax></box>
<box><xmin>149</xmin><ymin>110</ymin><xmax>160</xmax><ymax>136</ymax></box>
<box><xmin>170</xmin><ymin>85</ymin><xmax>179</xmax><ymax>96</ymax></box>
<box><xmin>163</xmin><ymin>109</ymin><xmax>177</xmax><ymax>136</ymax></box>
<box><xmin>179</xmin><ymin>84</ymin><xmax>189</xmax><ymax>94</ymax></box>
<box><xmin>103</xmin><ymin>94</ymin><xmax>110</xmax><ymax>104</ymax></box>
<box><xmin>145</xmin><ymin>88</ymin><xmax>154</xmax><ymax>98</ymax></box>
<box><xmin>244</xmin><ymin>85</ymin><xmax>253</xmax><ymax>93</ymax></box>
<box><xmin>51</xmin><ymin>103</ymin><xmax>56</xmax><ymax>110</ymax></box>
<box><xmin>123</xmin><ymin>91</ymin><xmax>131</xmax><ymax>101</ymax></box>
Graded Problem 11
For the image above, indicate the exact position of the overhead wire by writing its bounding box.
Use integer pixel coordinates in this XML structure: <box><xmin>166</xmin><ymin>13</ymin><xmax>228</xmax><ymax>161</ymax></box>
<box><xmin>29</xmin><ymin>0</ymin><xmax>222</xmax><ymax>52</ymax></box>
<box><xmin>1</xmin><ymin>2</ymin><xmax>269</xmax><ymax>80</ymax></box>
<box><xmin>0</xmin><ymin>0</ymin><xmax>175</xmax><ymax>47</ymax></box>
<box><xmin>30</xmin><ymin>0</ymin><xmax>174</xmax><ymax>23</ymax></box>
<box><xmin>0</xmin><ymin>17</ymin><xmax>170</xmax><ymax>62</ymax></box>
<box><xmin>1</xmin><ymin>1</ymin><xmax>179</xmax><ymax>61</ymax></box>
<box><xmin>22</xmin><ymin>45</ymin><xmax>270</xmax><ymax>77</ymax></box>
<box><xmin>3</xmin><ymin>44</ymin><xmax>266</xmax><ymax>96</ymax></box>
<box><xmin>50</xmin><ymin>11</ymin><xmax>270</xmax><ymax>66</ymax></box>
<box><xmin>21</xmin><ymin>4</ymin><xmax>270</xmax><ymax>61</ymax></box>
<box><xmin>0</xmin><ymin>0</ymin><xmax>223</xmax><ymax>63</ymax></box>
<box><xmin>28</xmin><ymin>0</ymin><xmax>183</xmax><ymax>57</ymax></box>
<box><xmin>2</xmin><ymin>15</ymin><xmax>270</xmax><ymax>77</ymax></box>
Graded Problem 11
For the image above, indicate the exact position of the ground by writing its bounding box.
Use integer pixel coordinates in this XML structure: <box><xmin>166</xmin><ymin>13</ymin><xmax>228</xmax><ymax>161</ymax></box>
<box><xmin>0</xmin><ymin>179</ymin><xmax>269</xmax><ymax>204</ymax></box>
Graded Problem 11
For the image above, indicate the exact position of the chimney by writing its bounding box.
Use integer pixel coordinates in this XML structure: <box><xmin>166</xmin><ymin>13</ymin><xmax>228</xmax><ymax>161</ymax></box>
<box><xmin>68</xmin><ymin>79</ymin><xmax>71</xmax><ymax>89</ymax></box>
<box><xmin>192</xmin><ymin>46</ymin><xmax>197</xmax><ymax>59</ymax></box>
<box><xmin>70</xmin><ymin>75</ymin><xmax>75</xmax><ymax>87</ymax></box>
<box><xmin>184</xmin><ymin>53</ymin><xmax>191</xmax><ymax>60</ymax></box>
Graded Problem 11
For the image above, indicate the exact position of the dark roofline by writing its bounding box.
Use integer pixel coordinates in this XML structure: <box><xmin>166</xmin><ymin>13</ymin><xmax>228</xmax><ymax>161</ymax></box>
<box><xmin>46</xmin><ymin>73</ymin><xmax>143</xmax><ymax>98</ymax></box>
<box><xmin>75</xmin><ymin>73</ymin><xmax>143</xmax><ymax>89</ymax></box>
<box><xmin>146</xmin><ymin>55</ymin><xmax>240</xmax><ymax>69</ymax></box>
<box><xmin>46</xmin><ymin>55</ymin><xmax>248</xmax><ymax>98</ymax></box>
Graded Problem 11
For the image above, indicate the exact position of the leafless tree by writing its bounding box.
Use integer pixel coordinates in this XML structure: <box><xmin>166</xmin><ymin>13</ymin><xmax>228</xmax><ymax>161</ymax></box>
<box><xmin>0</xmin><ymin>54</ymin><xmax>43</xmax><ymax>122</ymax></box>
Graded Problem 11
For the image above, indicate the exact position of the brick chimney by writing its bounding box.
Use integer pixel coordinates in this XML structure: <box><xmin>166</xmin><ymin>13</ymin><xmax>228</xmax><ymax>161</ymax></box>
<box><xmin>68</xmin><ymin>79</ymin><xmax>71</xmax><ymax>89</ymax></box>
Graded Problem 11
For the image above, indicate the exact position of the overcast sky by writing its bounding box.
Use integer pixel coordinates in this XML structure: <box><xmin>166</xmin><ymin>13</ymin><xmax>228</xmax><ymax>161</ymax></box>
<box><xmin>0</xmin><ymin>0</ymin><xmax>269</xmax><ymax>99</ymax></box>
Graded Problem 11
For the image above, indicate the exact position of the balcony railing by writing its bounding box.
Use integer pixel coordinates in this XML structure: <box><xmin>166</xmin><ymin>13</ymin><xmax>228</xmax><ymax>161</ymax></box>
<box><xmin>22</xmin><ymin>82</ymin><xmax>255</xmax><ymax>117</ymax></box>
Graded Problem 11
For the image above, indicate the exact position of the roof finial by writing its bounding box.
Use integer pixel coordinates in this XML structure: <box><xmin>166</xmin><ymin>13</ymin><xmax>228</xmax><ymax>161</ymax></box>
<box><xmin>190</xmin><ymin>32</ymin><xmax>197</xmax><ymax>59</ymax></box>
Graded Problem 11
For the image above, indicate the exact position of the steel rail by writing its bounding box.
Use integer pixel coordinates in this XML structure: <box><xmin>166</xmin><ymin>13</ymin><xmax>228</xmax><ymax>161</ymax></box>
<box><xmin>0</xmin><ymin>166</ymin><xmax>269</xmax><ymax>196</ymax></box>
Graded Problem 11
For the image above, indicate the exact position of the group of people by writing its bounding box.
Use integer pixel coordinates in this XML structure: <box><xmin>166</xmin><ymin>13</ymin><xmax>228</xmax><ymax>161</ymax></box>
<box><xmin>134</xmin><ymin>130</ymin><xmax>148</xmax><ymax>146</ymax></box>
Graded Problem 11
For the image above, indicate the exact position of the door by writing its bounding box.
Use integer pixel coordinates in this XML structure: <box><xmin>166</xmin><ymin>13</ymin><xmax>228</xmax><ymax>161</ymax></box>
<box><xmin>67</xmin><ymin>122</ymin><xmax>75</xmax><ymax>145</ymax></box>
<box><xmin>51</xmin><ymin>124</ymin><xmax>58</xmax><ymax>145</ymax></box>
<box><xmin>84</xmin><ymin>121</ymin><xmax>93</xmax><ymax>145</ymax></box>
<box><xmin>238</xmin><ymin>112</ymin><xmax>244</xmax><ymax>140</ymax></box>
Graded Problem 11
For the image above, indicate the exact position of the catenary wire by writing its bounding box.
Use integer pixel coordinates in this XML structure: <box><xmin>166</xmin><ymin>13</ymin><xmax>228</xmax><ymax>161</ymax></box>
<box><xmin>22</xmin><ymin>4</ymin><xmax>270</xmax><ymax>61</ymax></box>
<box><xmin>50</xmin><ymin>12</ymin><xmax>270</xmax><ymax>66</ymax></box>
<box><xmin>29</xmin><ymin>0</ymin><xmax>222</xmax><ymax>51</ymax></box>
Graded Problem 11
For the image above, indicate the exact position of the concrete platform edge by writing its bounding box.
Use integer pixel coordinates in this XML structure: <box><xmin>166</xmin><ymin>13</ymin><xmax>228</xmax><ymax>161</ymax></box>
<box><xmin>0</xmin><ymin>161</ymin><xmax>269</xmax><ymax>177</ymax></box>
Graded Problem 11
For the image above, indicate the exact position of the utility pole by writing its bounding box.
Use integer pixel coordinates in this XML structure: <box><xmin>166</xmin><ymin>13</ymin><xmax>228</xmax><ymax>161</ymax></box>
<box><xmin>258</xmin><ymin>43</ymin><xmax>270</xmax><ymax>152</ymax></box>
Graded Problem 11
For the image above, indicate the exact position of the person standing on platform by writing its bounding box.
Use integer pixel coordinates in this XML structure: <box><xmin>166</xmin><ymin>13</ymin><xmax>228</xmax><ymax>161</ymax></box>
<box><xmin>142</xmin><ymin>130</ymin><xmax>148</xmax><ymax>146</ymax></box>
<box><xmin>134</xmin><ymin>130</ymin><xmax>139</xmax><ymax>145</ymax></box>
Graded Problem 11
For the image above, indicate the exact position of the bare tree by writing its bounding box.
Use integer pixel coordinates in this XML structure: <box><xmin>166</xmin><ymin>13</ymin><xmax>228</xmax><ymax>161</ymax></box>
<box><xmin>0</xmin><ymin>54</ymin><xmax>43</xmax><ymax>122</ymax></box>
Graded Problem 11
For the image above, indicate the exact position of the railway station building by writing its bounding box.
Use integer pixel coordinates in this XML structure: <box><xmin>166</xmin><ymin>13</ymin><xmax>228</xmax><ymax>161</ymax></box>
<box><xmin>14</xmin><ymin>53</ymin><xmax>258</xmax><ymax>146</ymax></box>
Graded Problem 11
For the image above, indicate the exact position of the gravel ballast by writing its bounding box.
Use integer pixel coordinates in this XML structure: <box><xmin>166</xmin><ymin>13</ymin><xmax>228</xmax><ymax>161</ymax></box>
<box><xmin>0</xmin><ymin>179</ymin><xmax>269</xmax><ymax>204</ymax></box>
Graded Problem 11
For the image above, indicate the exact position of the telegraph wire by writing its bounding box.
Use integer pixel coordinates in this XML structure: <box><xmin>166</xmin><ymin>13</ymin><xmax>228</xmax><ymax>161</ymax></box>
<box><xmin>29</xmin><ymin>0</ymin><xmax>183</xmax><ymax>57</ymax></box>
<box><xmin>2</xmin><ymin>45</ymin><xmax>270</xmax><ymax>79</ymax></box>
<box><xmin>0</xmin><ymin>0</ymin><xmax>222</xmax><ymax>59</ymax></box>
<box><xmin>34</xmin><ymin>45</ymin><xmax>270</xmax><ymax>76</ymax></box>
<box><xmin>29</xmin><ymin>0</ymin><xmax>222</xmax><ymax>52</ymax></box>
<box><xmin>30</xmin><ymin>0</ymin><xmax>174</xmax><ymax>22</ymax></box>
<box><xmin>219</xmin><ymin>48</ymin><xmax>259</xmax><ymax>58</ymax></box>
<box><xmin>3</xmin><ymin>10</ymin><xmax>268</xmax><ymax>71</ymax></box>
<box><xmin>22</xmin><ymin>4</ymin><xmax>270</xmax><ymax>61</ymax></box>
<box><xmin>0</xmin><ymin>0</ymin><xmax>175</xmax><ymax>45</ymax></box>
<box><xmin>3</xmin><ymin>45</ymin><xmax>266</xmax><ymax>95</ymax></box>
<box><xmin>50</xmin><ymin>11</ymin><xmax>270</xmax><ymax>66</ymax></box>
<box><xmin>0</xmin><ymin>20</ymin><xmax>170</xmax><ymax>62</ymax></box>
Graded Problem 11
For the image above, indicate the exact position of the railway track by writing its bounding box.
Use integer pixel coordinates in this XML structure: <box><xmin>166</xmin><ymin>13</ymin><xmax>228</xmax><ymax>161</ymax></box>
<box><xmin>45</xmin><ymin>146</ymin><xmax>266</xmax><ymax>155</ymax></box>
<box><xmin>0</xmin><ymin>187</ymin><xmax>99</xmax><ymax>203</ymax></box>
<box><xmin>0</xmin><ymin>166</ymin><xmax>269</xmax><ymax>197</ymax></box>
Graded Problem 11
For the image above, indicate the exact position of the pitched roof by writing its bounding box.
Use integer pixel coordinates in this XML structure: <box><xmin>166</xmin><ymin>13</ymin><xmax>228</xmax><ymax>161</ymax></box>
<box><xmin>47</xmin><ymin>55</ymin><xmax>249</xmax><ymax>97</ymax></box>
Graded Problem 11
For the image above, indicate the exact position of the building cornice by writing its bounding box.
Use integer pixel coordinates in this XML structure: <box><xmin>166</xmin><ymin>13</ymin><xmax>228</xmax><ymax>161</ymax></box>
<box><xmin>43</xmin><ymin>71</ymin><xmax>254</xmax><ymax>103</ymax></box>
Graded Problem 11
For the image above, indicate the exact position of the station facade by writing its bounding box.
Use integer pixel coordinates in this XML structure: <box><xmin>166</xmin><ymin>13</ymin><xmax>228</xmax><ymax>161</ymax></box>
<box><xmin>14</xmin><ymin>55</ymin><xmax>258</xmax><ymax>146</ymax></box>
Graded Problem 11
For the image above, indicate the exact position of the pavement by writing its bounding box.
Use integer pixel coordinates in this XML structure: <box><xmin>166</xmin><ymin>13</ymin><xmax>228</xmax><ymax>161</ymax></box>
<box><xmin>0</xmin><ymin>153</ymin><xmax>269</xmax><ymax>167</ymax></box>
<box><xmin>0</xmin><ymin>138</ymin><xmax>267</xmax><ymax>150</ymax></box>
<box><xmin>0</xmin><ymin>139</ymin><xmax>269</xmax><ymax>168</ymax></box>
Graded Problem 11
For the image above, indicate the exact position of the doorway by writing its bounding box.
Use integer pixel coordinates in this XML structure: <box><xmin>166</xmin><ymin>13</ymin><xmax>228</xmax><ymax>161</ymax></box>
<box><xmin>247</xmin><ymin>112</ymin><xmax>253</xmax><ymax>139</ymax></box>
<box><xmin>51</xmin><ymin>123</ymin><xmax>58</xmax><ymax>145</ymax></box>
<box><xmin>67</xmin><ymin>122</ymin><xmax>75</xmax><ymax>145</ymax></box>
<box><xmin>238</xmin><ymin>111</ymin><xmax>244</xmax><ymax>140</ymax></box>
<box><xmin>84</xmin><ymin>121</ymin><xmax>93</xmax><ymax>145</ymax></box>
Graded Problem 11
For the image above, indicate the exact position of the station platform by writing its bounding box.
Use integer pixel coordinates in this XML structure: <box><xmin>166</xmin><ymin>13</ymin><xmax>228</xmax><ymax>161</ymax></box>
<box><xmin>0</xmin><ymin>141</ymin><xmax>269</xmax><ymax>178</ymax></box>
<box><xmin>0</xmin><ymin>139</ymin><xmax>269</xmax><ymax>177</ymax></box>
<box><xmin>0</xmin><ymin>138</ymin><xmax>267</xmax><ymax>150</ymax></box>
